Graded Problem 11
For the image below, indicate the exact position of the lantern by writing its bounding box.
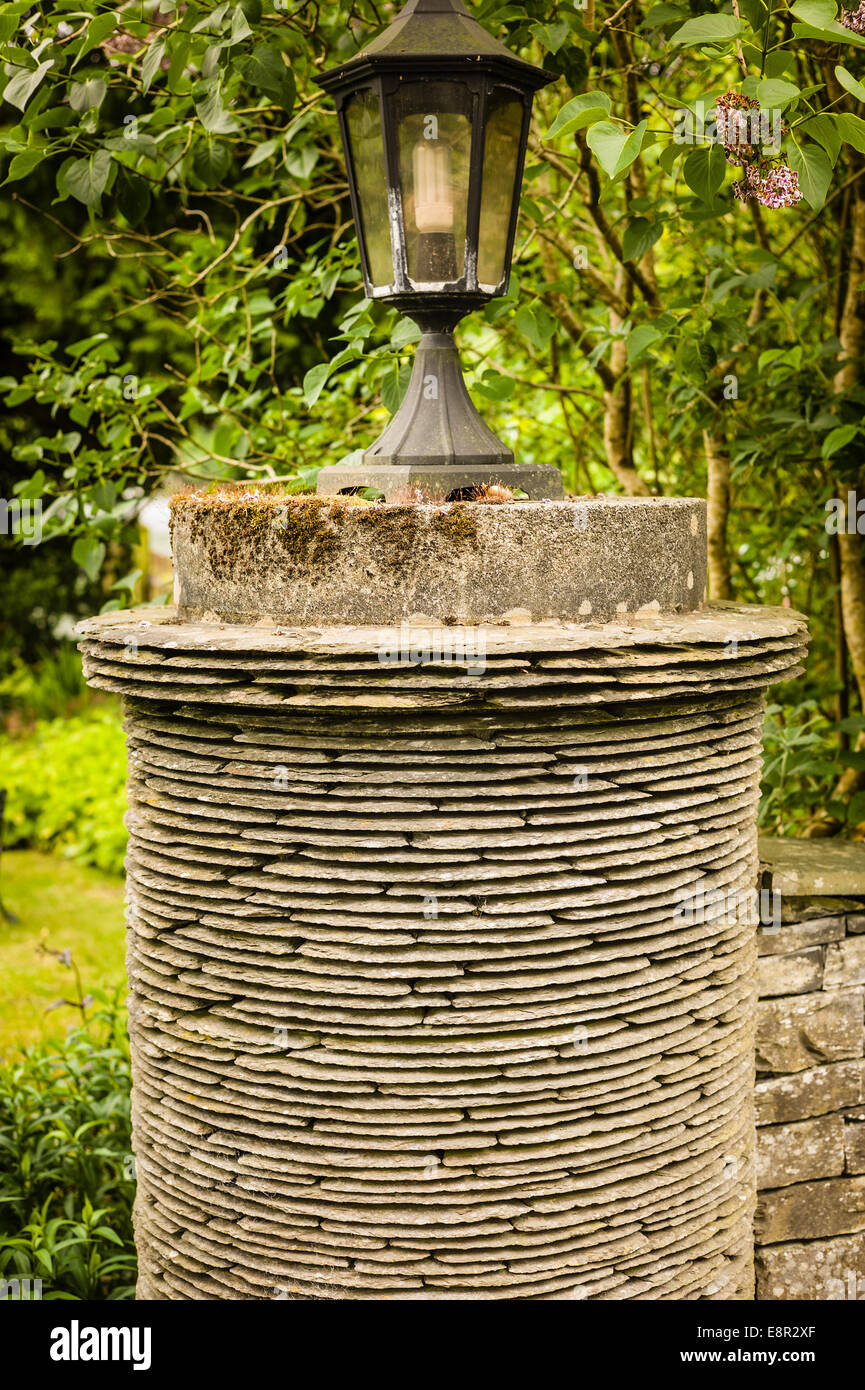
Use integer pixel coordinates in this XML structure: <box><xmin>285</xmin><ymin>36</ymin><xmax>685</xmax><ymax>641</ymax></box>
<box><xmin>315</xmin><ymin>0</ymin><xmax>563</xmax><ymax>500</ymax></box>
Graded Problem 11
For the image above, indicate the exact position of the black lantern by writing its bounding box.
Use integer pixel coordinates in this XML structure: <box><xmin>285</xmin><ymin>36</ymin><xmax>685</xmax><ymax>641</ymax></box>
<box><xmin>315</xmin><ymin>0</ymin><xmax>563</xmax><ymax>501</ymax></box>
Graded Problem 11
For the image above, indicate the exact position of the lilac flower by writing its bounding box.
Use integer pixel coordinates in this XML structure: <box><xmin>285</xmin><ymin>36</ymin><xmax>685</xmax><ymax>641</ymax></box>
<box><xmin>754</xmin><ymin>164</ymin><xmax>802</xmax><ymax>209</ymax></box>
<box><xmin>840</xmin><ymin>2</ymin><xmax>865</xmax><ymax>33</ymax></box>
<box><xmin>732</xmin><ymin>161</ymin><xmax>802</xmax><ymax>209</ymax></box>
<box><xmin>716</xmin><ymin>91</ymin><xmax>762</xmax><ymax>164</ymax></box>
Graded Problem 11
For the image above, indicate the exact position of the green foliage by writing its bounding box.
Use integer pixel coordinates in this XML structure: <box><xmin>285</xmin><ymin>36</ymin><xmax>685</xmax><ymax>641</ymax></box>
<box><xmin>3</xmin><ymin>707</ymin><xmax>127</xmax><ymax>875</ymax></box>
<box><xmin>760</xmin><ymin>702</ymin><xmax>844</xmax><ymax>835</ymax></box>
<box><xmin>0</xmin><ymin>646</ymin><xmax>88</xmax><ymax>722</ymax></box>
<box><xmin>1</xmin><ymin>1</ymin><xmax>864</xmax><ymax>829</ymax></box>
<box><xmin>0</xmin><ymin>996</ymin><xmax>136</xmax><ymax>1300</ymax></box>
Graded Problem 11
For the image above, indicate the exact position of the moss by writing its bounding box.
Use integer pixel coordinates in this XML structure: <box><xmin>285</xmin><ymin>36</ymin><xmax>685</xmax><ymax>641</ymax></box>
<box><xmin>431</xmin><ymin>503</ymin><xmax>478</xmax><ymax>546</ymax></box>
<box><xmin>172</xmin><ymin>492</ymin><xmax>345</xmax><ymax>576</ymax></box>
<box><xmin>170</xmin><ymin>490</ymin><xmax>483</xmax><ymax>581</ymax></box>
<box><xmin>355</xmin><ymin>504</ymin><xmax>421</xmax><ymax>558</ymax></box>
<box><xmin>272</xmin><ymin>497</ymin><xmax>340</xmax><ymax>566</ymax></box>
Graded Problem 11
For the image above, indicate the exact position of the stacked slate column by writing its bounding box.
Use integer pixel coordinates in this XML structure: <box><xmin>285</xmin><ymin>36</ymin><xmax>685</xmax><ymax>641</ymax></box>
<box><xmin>78</xmin><ymin>494</ymin><xmax>807</xmax><ymax>1300</ymax></box>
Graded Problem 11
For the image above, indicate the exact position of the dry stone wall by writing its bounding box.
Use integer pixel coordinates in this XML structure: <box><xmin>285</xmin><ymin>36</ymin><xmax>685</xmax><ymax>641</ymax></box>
<box><xmin>755</xmin><ymin>838</ymin><xmax>865</xmax><ymax>1300</ymax></box>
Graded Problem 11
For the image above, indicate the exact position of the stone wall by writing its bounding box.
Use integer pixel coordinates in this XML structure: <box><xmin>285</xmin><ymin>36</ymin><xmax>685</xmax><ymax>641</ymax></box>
<box><xmin>755</xmin><ymin>837</ymin><xmax>865</xmax><ymax>1299</ymax></box>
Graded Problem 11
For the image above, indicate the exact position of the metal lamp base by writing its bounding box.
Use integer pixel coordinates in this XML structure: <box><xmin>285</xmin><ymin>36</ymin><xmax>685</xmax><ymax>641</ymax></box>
<box><xmin>317</xmin><ymin>330</ymin><xmax>564</xmax><ymax>501</ymax></box>
<box><xmin>316</xmin><ymin>461</ymin><xmax>564</xmax><ymax>502</ymax></box>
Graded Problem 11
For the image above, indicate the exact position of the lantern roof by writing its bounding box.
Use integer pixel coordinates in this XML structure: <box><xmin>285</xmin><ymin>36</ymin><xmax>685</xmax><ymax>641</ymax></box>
<box><xmin>315</xmin><ymin>0</ymin><xmax>554</xmax><ymax>95</ymax></box>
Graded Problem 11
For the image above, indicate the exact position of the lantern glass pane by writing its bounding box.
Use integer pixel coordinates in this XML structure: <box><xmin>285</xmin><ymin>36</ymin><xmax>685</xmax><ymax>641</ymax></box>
<box><xmin>344</xmin><ymin>88</ymin><xmax>393</xmax><ymax>288</ymax></box>
<box><xmin>478</xmin><ymin>88</ymin><xmax>524</xmax><ymax>291</ymax></box>
<box><xmin>393</xmin><ymin>81</ymin><xmax>472</xmax><ymax>285</ymax></box>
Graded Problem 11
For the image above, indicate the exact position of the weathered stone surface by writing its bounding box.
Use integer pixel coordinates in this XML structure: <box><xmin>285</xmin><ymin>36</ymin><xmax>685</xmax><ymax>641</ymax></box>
<box><xmin>845</xmin><ymin>1120</ymin><xmax>865</xmax><ymax>1175</ymax></box>
<box><xmin>756</xmin><ymin>1114</ymin><xmax>845</xmax><ymax>1189</ymax></box>
<box><xmin>77</xmin><ymin>583</ymin><xmax>807</xmax><ymax>1301</ymax></box>
<box><xmin>847</xmin><ymin>915</ymin><xmax>865</xmax><ymax>935</ymax></box>
<box><xmin>756</xmin><ymin>1231</ymin><xmax>865</xmax><ymax>1300</ymax></box>
<box><xmin>824</xmin><ymin>935</ymin><xmax>865</xmax><ymax>989</ymax></box>
<box><xmin>755</xmin><ymin>1175</ymin><xmax>865</xmax><ymax>1243</ymax></box>
<box><xmin>756</xmin><ymin>989</ymin><xmax>864</xmax><ymax>1074</ymax></box>
<box><xmin>757</xmin><ymin>948</ymin><xmax>824</xmax><ymax>998</ymax></box>
<box><xmin>759</xmin><ymin>836</ymin><xmax>865</xmax><ymax>899</ymax></box>
<box><xmin>171</xmin><ymin>496</ymin><xmax>709</xmax><ymax>626</ymax></box>
<box><xmin>757</xmin><ymin>916</ymin><xmax>845</xmax><ymax>955</ymax></box>
<box><xmin>754</xmin><ymin>1061</ymin><xmax>864</xmax><ymax>1126</ymax></box>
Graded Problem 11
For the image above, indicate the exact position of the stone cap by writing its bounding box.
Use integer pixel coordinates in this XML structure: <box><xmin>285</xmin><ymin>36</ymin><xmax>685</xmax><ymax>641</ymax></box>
<box><xmin>169</xmin><ymin>493</ymin><xmax>708</xmax><ymax>626</ymax></box>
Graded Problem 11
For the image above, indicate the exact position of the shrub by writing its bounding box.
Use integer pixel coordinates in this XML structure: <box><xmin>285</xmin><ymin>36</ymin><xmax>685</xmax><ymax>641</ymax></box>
<box><xmin>2</xmin><ymin>707</ymin><xmax>127</xmax><ymax>875</ymax></box>
<box><xmin>0</xmin><ymin>994</ymin><xmax>136</xmax><ymax>1300</ymax></box>
<box><xmin>0</xmin><ymin>648</ymin><xmax>90</xmax><ymax>724</ymax></box>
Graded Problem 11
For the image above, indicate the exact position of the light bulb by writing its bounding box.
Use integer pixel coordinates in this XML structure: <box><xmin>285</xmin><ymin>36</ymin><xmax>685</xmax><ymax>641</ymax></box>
<box><xmin>413</xmin><ymin>140</ymin><xmax>454</xmax><ymax>234</ymax></box>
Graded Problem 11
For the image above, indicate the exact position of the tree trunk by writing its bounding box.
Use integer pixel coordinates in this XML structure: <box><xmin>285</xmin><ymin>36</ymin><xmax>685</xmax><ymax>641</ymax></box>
<box><xmin>808</xmin><ymin>185</ymin><xmax>865</xmax><ymax>835</ymax></box>
<box><xmin>703</xmin><ymin>429</ymin><xmax>734</xmax><ymax>600</ymax></box>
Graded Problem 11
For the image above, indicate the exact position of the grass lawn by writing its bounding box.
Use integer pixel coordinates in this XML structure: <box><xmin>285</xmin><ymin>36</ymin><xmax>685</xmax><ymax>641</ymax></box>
<box><xmin>0</xmin><ymin>850</ymin><xmax>126</xmax><ymax>1056</ymax></box>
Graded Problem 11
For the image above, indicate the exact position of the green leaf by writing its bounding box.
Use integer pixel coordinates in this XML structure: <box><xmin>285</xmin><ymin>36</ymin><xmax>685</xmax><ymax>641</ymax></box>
<box><xmin>3</xmin><ymin>60</ymin><xmax>54</xmax><ymax>113</ymax></box>
<box><xmin>243</xmin><ymin>138</ymin><xmax>278</xmax><ymax>170</ymax></box>
<box><xmin>614</xmin><ymin>119</ymin><xmax>648</xmax><ymax>177</ymax></box>
<box><xmin>803</xmin><ymin>114</ymin><xmax>841</xmax><ymax>164</ymax></box>
<box><xmin>474</xmin><ymin>370</ymin><xmax>516</xmax><ymax>402</ymax></box>
<box><xmin>627</xmin><ymin>324</ymin><xmax>663</xmax><ymax>363</ymax></box>
<box><xmin>5</xmin><ymin>148</ymin><xmax>43</xmax><ymax>183</ymax></box>
<box><xmin>381</xmin><ymin>362</ymin><xmax>411</xmax><ymax>415</ymax></box>
<box><xmin>66</xmin><ymin>150</ymin><xmax>113</xmax><ymax>209</ymax></box>
<box><xmin>788</xmin><ymin>140</ymin><xmax>832</xmax><ymax>209</ymax></box>
<box><xmin>529</xmin><ymin>20</ymin><xmax>570</xmax><ymax>53</ymax></box>
<box><xmin>72</xmin><ymin>536</ymin><xmax>106</xmax><ymax>582</ymax></box>
<box><xmin>240</xmin><ymin>43</ymin><xmax>295</xmax><ymax>112</ymax></box>
<box><xmin>792</xmin><ymin>17</ymin><xmax>865</xmax><ymax>46</ymax></box>
<box><xmin>669</xmin><ymin>14</ymin><xmax>742</xmax><ymax>45</ymax></box>
<box><xmin>513</xmin><ymin>304</ymin><xmax>557</xmax><ymax>351</ymax></box>
<box><xmin>822</xmin><ymin>423</ymin><xmax>858</xmax><ymax>457</ymax></box>
<box><xmin>755</xmin><ymin>78</ymin><xmax>801</xmax><ymax>108</ymax></box>
<box><xmin>586</xmin><ymin>121</ymin><xmax>627</xmax><ymax>177</ymax></box>
<box><xmin>834</xmin><ymin>112</ymin><xmax>865</xmax><ymax>152</ymax></box>
<box><xmin>68</xmin><ymin>78</ymin><xmax>108</xmax><ymax>113</ymax></box>
<box><xmin>141</xmin><ymin>37</ymin><xmax>165</xmax><ymax>95</ymax></box>
<box><xmin>111</xmin><ymin>569</ymin><xmax>142</xmax><ymax>595</ymax></box>
<box><xmin>73</xmin><ymin>12</ymin><xmax>119</xmax><ymax>68</ymax></box>
<box><xmin>643</xmin><ymin>4</ymin><xmax>688</xmax><ymax>25</ymax></box>
<box><xmin>683</xmin><ymin>144</ymin><xmax>727</xmax><ymax>202</ymax></box>
<box><xmin>545</xmin><ymin>91</ymin><xmax>611</xmax><ymax>141</ymax></box>
<box><xmin>303</xmin><ymin>362</ymin><xmax>331</xmax><ymax>409</ymax></box>
<box><xmin>791</xmin><ymin>0</ymin><xmax>837</xmax><ymax>24</ymax></box>
<box><xmin>116</xmin><ymin>167</ymin><xmax>151</xmax><ymax>225</ymax></box>
<box><xmin>835</xmin><ymin>64</ymin><xmax>865</xmax><ymax>103</ymax></box>
<box><xmin>193</xmin><ymin>137</ymin><xmax>232</xmax><ymax>185</ymax></box>
<box><xmin>390</xmin><ymin>317</ymin><xmax>421</xmax><ymax>350</ymax></box>
<box><xmin>196</xmin><ymin>84</ymin><xmax>240</xmax><ymax>134</ymax></box>
<box><xmin>622</xmin><ymin>217</ymin><xmax>662</xmax><ymax>261</ymax></box>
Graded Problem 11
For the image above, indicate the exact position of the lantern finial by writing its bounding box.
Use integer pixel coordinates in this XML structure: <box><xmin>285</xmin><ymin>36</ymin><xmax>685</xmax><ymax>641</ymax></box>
<box><xmin>315</xmin><ymin>2</ymin><xmax>563</xmax><ymax>500</ymax></box>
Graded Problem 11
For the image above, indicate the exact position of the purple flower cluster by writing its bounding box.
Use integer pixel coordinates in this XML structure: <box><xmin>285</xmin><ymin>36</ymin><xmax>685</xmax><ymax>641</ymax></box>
<box><xmin>754</xmin><ymin>163</ymin><xmax>803</xmax><ymax>209</ymax></box>
<box><xmin>717</xmin><ymin>89</ymin><xmax>801</xmax><ymax>210</ymax></box>
<box><xmin>716</xmin><ymin>91</ymin><xmax>762</xmax><ymax>164</ymax></box>
<box><xmin>840</xmin><ymin>2</ymin><xmax>865</xmax><ymax>33</ymax></box>
<box><xmin>731</xmin><ymin>160</ymin><xmax>802</xmax><ymax>209</ymax></box>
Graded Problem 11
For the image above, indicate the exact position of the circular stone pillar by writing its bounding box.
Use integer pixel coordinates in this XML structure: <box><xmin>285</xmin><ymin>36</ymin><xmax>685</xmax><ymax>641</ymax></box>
<box><xmin>78</xmin><ymin>495</ymin><xmax>806</xmax><ymax>1301</ymax></box>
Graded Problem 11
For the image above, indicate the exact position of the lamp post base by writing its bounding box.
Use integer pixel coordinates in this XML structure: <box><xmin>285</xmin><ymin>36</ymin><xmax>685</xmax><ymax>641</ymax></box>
<box><xmin>316</xmin><ymin>461</ymin><xmax>564</xmax><ymax>502</ymax></box>
<box><xmin>316</xmin><ymin>329</ymin><xmax>564</xmax><ymax>500</ymax></box>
